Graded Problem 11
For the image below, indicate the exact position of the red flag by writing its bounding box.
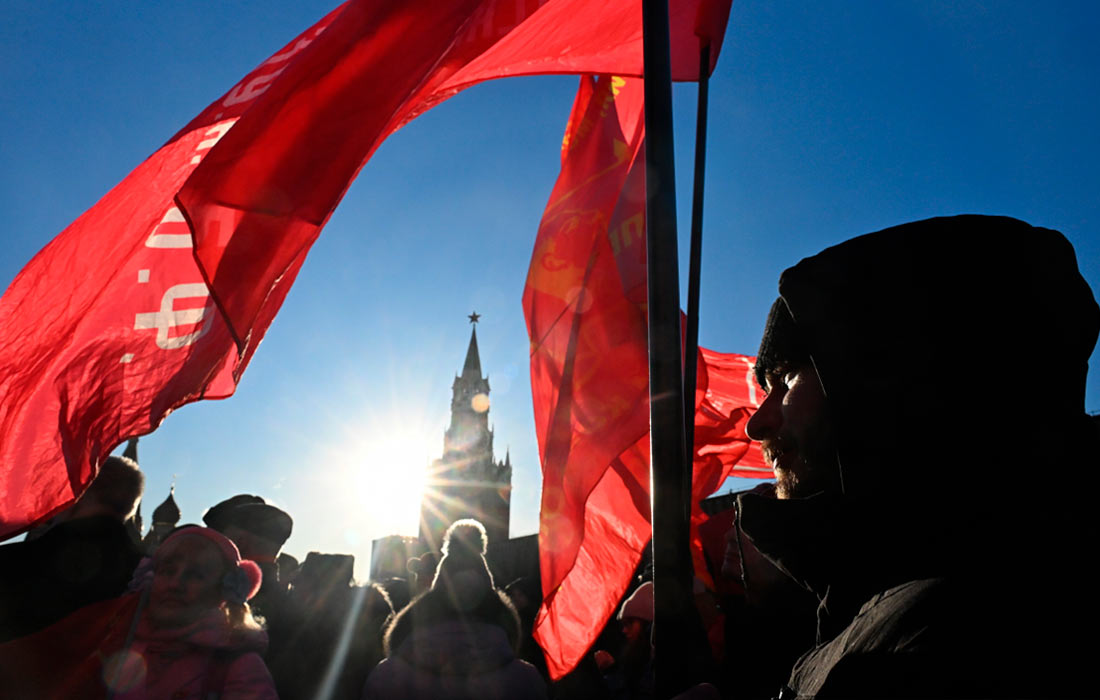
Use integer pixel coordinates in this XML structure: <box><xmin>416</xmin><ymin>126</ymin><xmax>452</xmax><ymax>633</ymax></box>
<box><xmin>0</xmin><ymin>594</ymin><xmax>141</xmax><ymax>698</ymax></box>
<box><xmin>0</xmin><ymin>8</ymin><xmax>345</xmax><ymax>538</ymax></box>
<box><xmin>524</xmin><ymin>75</ymin><xmax>769</xmax><ymax>679</ymax></box>
<box><xmin>0</xmin><ymin>0</ymin><xmax>731</xmax><ymax>536</ymax></box>
<box><xmin>525</xmin><ymin>74</ymin><xmax>649</xmax><ymax>680</ymax></box>
<box><xmin>178</xmin><ymin>0</ymin><xmax>732</xmax><ymax>353</ymax></box>
<box><xmin>691</xmin><ymin>348</ymin><xmax>769</xmax><ymax>587</ymax></box>
<box><xmin>694</xmin><ymin>348</ymin><xmax>768</xmax><ymax>481</ymax></box>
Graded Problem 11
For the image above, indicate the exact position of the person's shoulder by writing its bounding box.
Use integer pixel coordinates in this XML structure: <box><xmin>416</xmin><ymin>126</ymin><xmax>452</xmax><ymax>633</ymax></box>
<box><xmin>0</xmin><ymin>539</ymin><xmax>30</xmax><ymax>585</ymax></box>
<box><xmin>360</xmin><ymin>656</ymin><xmax>416</xmax><ymax>699</ymax></box>
<box><xmin>861</xmin><ymin>577</ymin><xmax>947</xmax><ymax>617</ymax></box>
<box><xmin>50</xmin><ymin>514</ymin><xmax>126</xmax><ymax>538</ymax></box>
<box><xmin>501</xmin><ymin>657</ymin><xmax>549</xmax><ymax>699</ymax></box>
<box><xmin>844</xmin><ymin>577</ymin><xmax>959</xmax><ymax>649</ymax></box>
<box><xmin>789</xmin><ymin>579</ymin><xmax>965</xmax><ymax>697</ymax></box>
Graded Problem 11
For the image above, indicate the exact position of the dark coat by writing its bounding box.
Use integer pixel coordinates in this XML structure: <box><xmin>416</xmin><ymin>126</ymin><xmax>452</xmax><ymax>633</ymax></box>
<box><xmin>0</xmin><ymin>515</ymin><xmax>142</xmax><ymax>642</ymax></box>
<box><xmin>267</xmin><ymin>583</ymin><xmax>391</xmax><ymax>700</ymax></box>
<box><xmin>362</xmin><ymin>586</ymin><xmax>547</xmax><ymax>700</ymax></box>
<box><xmin>740</xmin><ymin>216</ymin><xmax>1100</xmax><ymax>698</ymax></box>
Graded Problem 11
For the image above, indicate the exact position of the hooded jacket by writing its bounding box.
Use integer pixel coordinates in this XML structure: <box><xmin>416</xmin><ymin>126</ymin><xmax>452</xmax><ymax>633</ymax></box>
<box><xmin>738</xmin><ymin>216</ymin><xmax>1100</xmax><ymax>698</ymax></box>
<box><xmin>362</xmin><ymin>586</ymin><xmax>547</xmax><ymax>700</ymax></box>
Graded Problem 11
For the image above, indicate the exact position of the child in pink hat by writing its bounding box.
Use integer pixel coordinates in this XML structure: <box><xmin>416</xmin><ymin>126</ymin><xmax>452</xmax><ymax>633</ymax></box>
<box><xmin>0</xmin><ymin>525</ymin><xmax>278</xmax><ymax>699</ymax></box>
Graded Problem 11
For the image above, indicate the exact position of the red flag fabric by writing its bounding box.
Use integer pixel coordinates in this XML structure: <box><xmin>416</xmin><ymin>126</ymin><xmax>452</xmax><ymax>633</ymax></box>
<box><xmin>691</xmin><ymin>348</ymin><xmax>769</xmax><ymax>588</ymax></box>
<box><xmin>0</xmin><ymin>594</ymin><xmax>141</xmax><ymax>699</ymax></box>
<box><xmin>0</xmin><ymin>8</ymin><xmax>345</xmax><ymax>538</ymax></box>
<box><xmin>524</xmin><ymin>75</ymin><xmax>769</xmax><ymax>679</ymax></box>
<box><xmin>178</xmin><ymin>0</ymin><xmax>733</xmax><ymax>353</ymax></box>
<box><xmin>694</xmin><ymin>348</ymin><xmax>768</xmax><ymax>481</ymax></box>
<box><xmin>524</xmin><ymin>74</ymin><xmax>650</xmax><ymax>681</ymax></box>
<box><xmin>0</xmin><ymin>0</ymin><xmax>732</xmax><ymax>537</ymax></box>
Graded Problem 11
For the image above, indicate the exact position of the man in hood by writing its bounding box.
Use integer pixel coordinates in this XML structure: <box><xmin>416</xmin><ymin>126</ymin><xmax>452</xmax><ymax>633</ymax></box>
<box><xmin>0</xmin><ymin>455</ymin><xmax>144</xmax><ymax>642</ymax></box>
<box><xmin>737</xmin><ymin>215</ymin><xmax>1099</xmax><ymax>698</ymax></box>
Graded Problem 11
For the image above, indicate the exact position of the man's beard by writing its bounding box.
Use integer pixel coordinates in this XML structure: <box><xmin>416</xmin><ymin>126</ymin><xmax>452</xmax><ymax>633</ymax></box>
<box><xmin>763</xmin><ymin>431</ymin><xmax>839</xmax><ymax>500</ymax></box>
<box><xmin>773</xmin><ymin>464</ymin><xmax>801</xmax><ymax>500</ymax></box>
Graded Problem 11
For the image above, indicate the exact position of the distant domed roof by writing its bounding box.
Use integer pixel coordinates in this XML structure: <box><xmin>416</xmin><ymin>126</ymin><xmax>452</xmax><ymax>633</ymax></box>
<box><xmin>152</xmin><ymin>488</ymin><xmax>180</xmax><ymax>524</ymax></box>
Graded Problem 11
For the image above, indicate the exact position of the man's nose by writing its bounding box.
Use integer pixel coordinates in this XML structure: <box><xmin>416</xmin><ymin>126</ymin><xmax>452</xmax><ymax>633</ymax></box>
<box><xmin>745</xmin><ymin>390</ymin><xmax>782</xmax><ymax>441</ymax></box>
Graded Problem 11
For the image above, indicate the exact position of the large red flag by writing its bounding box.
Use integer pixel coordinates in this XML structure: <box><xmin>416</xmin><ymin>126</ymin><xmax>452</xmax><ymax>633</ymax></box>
<box><xmin>0</xmin><ymin>7</ymin><xmax>345</xmax><ymax>538</ymax></box>
<box><xmin>0</xmin><ymin>0</ymin><xmax>731</xmax><ymax>537</ymax></box>
<box><xmin>525</xmin><ymin>73</ymin><xmax>650</xmax><ymax>681</ymax></box>
<box><xmin>178</xmin><ymin>0</ymin><xmax>733</xmax><ymax>353</ymax></box>
<box><xmin>523</xmin><ymin>75</ymin><xmax>770</xmax><ymax>679</ymax></box>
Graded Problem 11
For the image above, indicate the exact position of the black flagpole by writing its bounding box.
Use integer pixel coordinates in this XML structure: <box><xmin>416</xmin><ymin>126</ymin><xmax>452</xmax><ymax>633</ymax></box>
<box><xmin>683</xmin><ymin>42</ymin><xmax>711</xmax><ymax>491</ymax></box>
<box><xmin>642</xmin><ymin>0</ymin><xmax>691</xmax><ymax>696</ymax></box>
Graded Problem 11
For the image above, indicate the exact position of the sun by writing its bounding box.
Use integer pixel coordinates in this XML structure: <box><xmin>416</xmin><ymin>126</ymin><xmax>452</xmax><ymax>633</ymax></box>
<box><xmin>326</xmin><ymin>424</ymin><xmax>432</xmax><ymax>539</ymax></box>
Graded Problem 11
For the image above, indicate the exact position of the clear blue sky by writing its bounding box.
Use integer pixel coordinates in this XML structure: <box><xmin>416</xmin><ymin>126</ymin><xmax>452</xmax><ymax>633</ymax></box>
<box><xmin>3</xmin><ymin>1</ymin><xmax>1098</xmax><ymax>579</ymax></box>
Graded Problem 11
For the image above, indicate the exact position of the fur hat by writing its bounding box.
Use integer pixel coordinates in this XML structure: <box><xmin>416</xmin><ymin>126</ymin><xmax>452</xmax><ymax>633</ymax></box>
<box><xmin>203</xmin><ymin>494</ymin><xmax>293</xmax><ymax>546</ymax></box>
<box><xmin>431</xmin><ymin>519</ymin><xmax>494</xmax><ymax>611</ymax></box>
<box><xmin>618</xmin><ymin>581</ymin><xmax>654</xmax><ymax>622</ymax></box>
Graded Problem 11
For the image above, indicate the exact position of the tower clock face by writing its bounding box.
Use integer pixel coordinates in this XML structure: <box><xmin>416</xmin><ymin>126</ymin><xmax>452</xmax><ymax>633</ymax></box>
<box><xmin>471</xmin><ymin>392</ymin><xmax>490</xmax><ymax>413</ymax></box>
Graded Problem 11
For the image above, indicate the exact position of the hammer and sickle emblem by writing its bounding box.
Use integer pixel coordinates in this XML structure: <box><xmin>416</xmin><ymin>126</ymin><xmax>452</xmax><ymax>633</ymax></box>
<box><xmin>134</xmin><ymin>283</ymin><xmax>214</xmax><ymax>350</ymax></box>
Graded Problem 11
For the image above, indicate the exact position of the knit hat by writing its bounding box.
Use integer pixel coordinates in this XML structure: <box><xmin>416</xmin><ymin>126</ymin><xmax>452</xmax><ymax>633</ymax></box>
<box><xmin>618</xmin><ymin>581</ymin><xmax>654</xmax><ymax>622</ymax></box>
<box><xmin>203</xmin><ymin>494</ymin><xmax>293</xmax><ymax>547</ymax></box>
<box><xmin>407</xmin><ymin>551</ymin><xmax>438</xmax><ymax>579</ymax></box>
<box><xmin>431</xmin><ymin>519</ymin><xmax>494</xmax><ymax>611</ymax></box>
<box><xmin>753</xmin><ymin>297</ymin><xmax>811</xmax><ymax>392</ymax></box>
<box><xmin>156</xmin><ymin>526</ymin><xmax>263</xmax><ymax>604</ymax></box>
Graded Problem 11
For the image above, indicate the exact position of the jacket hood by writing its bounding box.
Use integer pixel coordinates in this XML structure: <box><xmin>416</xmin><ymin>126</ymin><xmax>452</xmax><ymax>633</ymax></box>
<box><xmin>742</xmin><ymin>215</ymin><xmax>1100</xmax><ymax>597</ymax></box>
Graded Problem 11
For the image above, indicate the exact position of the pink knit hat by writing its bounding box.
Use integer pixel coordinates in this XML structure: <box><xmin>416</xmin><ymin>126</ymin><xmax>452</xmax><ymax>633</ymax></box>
<box><xmin>157</xmin><ymin>526</ymin><xmax>263</xmax><ymax>603</ymax></box>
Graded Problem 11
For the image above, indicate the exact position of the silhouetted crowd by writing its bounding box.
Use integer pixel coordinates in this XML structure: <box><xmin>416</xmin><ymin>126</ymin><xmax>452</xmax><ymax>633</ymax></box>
<box><xmin>0</xmin><ymin>456</ymin><xmax>822</xmax><ymax>700</ymax></box>
<box><xmin>2</xmin><ymin>215</ymin><xmax>1099</xmax><ymax>699</ymax></box>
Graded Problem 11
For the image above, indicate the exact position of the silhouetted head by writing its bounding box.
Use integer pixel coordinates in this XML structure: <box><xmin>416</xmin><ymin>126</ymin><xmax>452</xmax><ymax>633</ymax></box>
<box><xmin>432</xmin><ymin>519</ymin><xmax>494</xmax><ymax>611</ymax></box>
<box><xmin>747</xmin><ymin>301</ymin><xmax>839</xmax><ymax>500</ymax></box>
<box><xmin>203</xmin><ymin>494</ymin><xmax>292</xmax><ymax>562</ymax></box>
<box><xmin>740</xmin><ymin>216</ymin><xmax>1099</xmax><ymax>589</ymax></box>
<box><xmin>68</xmin><ymin>455</ymin><xmax>144</xmax><ymax>522</ymax></box>
<box><xmin>406</xmin><ymin>551</ymin><xmax>438</xmax><ymax>595</ymax></box>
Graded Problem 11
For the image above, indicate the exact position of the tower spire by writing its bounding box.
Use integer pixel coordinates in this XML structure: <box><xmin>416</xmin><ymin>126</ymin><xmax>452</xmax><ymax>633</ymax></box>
<box><xmin>462</xmin><ymin>313</ymin><xmax>483</xmax><ymax>379</ymax></box>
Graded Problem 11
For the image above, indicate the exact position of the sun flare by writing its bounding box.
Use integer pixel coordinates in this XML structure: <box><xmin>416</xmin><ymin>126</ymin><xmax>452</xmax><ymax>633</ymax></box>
<box><xmin>325</xmin><ymin>424</ymin><xmax>432</xmax><ymax>539</ymax></box>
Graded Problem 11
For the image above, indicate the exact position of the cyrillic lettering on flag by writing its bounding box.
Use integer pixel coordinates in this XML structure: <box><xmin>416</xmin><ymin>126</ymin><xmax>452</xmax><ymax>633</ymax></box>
<box><xmin>0</xmin><ymin>6</ymin><xmax>346</xmax><ymax>538</ymax></box>
<box><xmin>2</xmin><ymin>0</ymin><xmax>734</xmax><ymax>538</ymax></box>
